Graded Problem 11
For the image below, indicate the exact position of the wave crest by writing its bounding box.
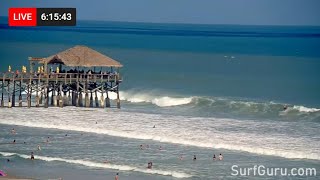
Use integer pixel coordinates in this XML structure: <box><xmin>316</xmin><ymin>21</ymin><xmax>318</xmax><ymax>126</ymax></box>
<box><xmin>0</xmin><ymin>152</ymin><xmax>192</xmax><ymax>178</ymax></box>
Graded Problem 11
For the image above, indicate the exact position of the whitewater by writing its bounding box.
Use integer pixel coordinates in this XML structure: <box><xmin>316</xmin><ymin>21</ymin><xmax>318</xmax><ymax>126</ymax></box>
<box><xmin>0</xmin><ymin>106</ymin><xmax>319</xmax><ymax>161</ymax></box>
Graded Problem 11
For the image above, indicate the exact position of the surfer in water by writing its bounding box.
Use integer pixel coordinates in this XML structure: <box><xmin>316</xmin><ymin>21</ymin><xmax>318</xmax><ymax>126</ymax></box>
<box><xmin>283</xmin><ymin>105</ymin><xmax>288</xmax><ymax>111</ymax></box>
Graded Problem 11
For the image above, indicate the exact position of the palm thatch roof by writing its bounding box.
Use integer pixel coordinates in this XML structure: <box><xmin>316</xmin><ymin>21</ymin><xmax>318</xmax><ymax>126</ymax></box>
<box><xmin>42</xmin><ymin>45</ymin><xmax>123</xmax><ymax>67</ymax></box>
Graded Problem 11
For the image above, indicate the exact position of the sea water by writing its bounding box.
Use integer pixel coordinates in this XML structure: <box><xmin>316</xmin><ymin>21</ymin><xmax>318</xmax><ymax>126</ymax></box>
<box><xmin>0</xmin><ymin>17</ymin><xmax>320</xmax><ymax>179</ymax></box>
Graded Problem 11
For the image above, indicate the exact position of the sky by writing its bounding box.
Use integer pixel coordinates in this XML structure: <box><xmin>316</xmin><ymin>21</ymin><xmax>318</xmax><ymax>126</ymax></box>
<box><xmin>1</xmin><ymin>0</ymin><xmax>320</xmax><ymax>25</ymax></box>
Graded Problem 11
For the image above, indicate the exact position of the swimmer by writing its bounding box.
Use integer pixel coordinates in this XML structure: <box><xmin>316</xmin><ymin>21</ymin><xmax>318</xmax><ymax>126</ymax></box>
<box><xmin>140</xmin><ymin>144</ymin><xmax>143</xmax><ymax>150</ymax></box>
<box><xmin>37</xmin><ymin>145</ymin><xmax>41</xmax><ymax>151</ymax></box>
<box><xmin>179</xmin><ymin>155</ymin><xmax>183</xmax><ymax>160</ymax></box>
<box><xmin>147</xmin><ymin>162</ymin><xmax>153</xmax><ymax>169</ymax></box>
<box><xmin>213</xmin><ymin>154</ymin><xmax>216</xmax><ymax>160</ymax></box>
<box><xmin>11</xmin><ymin>128</ymin><xmax>16</xmax><ymax>134</ymax></box>
<box><xmin>193</xmin><ymin>155</ymin><xmax>197</xmax><ymax>160</ymax></box>
<box><xmin>115</xmin><ymin>173</ymin><xmax>119</xmax><ymax>180</ymax></box>
<box><xmin>13</xmin><ymin>139</ymin><xmax>16</xmax><ymax>144</ymax></box>
<box><xmin>31</xmin><ymin>152</ymin><xmax>34</xmax><ymax>160</ymax></box>
<box><xmin>219</xmin><ymin>153</ymin><xmax>223</xmax><ymax>161</ymax></box>
<box><xmin>159</xmin><ymin>146</ymin><xmax>162</xmax><ymax>150</ymax></box>
<box><xmin>65</xmin><ymin>134</ymin><xmax>68</xmax><ymax>136</ymax></box>
<box><xmin>153</xmin><ymin>125</ymin><xmax>156</xmax><ymax>128</ymax></box>
<box><xmin>46</xmin><ymin>137</ymin><xmax>50</xmax><ymax>143</ymax></box>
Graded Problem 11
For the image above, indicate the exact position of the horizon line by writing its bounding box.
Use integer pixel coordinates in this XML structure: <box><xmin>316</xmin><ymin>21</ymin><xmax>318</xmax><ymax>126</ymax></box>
<box><xmin>0</xmin><ymin>16</ymin><xmax>320</xmax><ymax>27</ymax></box>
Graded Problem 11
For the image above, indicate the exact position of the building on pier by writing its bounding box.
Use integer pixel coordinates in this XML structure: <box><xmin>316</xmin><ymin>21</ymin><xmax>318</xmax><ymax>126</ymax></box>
<box><xmin>0</xmin><ymin>45</ymin><xmax>123</xmax><ymax>108</ymax></box>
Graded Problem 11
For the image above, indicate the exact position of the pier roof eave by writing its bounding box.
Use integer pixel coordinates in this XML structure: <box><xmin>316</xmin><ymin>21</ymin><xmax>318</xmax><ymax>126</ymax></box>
<box><xmin>42</xmin><ymin>45</ymin><xmax>123</xmax><ymax>68</ymax></box>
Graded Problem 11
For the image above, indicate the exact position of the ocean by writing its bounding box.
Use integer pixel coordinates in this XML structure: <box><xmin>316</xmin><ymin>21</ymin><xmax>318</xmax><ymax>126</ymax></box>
<box><xmin>0</xmin><ymin>17</ymin><xmax>320</xmax><ymax>179</ymax></box>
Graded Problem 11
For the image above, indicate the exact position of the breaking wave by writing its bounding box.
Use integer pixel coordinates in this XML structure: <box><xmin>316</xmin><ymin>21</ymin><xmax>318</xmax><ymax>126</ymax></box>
<box><xmin>16</xmin><ymin>90</ymin><xmax>320</xmax><ymax>118</ymax></box>
<box><xmin>0</xmin><ymin>108</ymin><xmax>319</xmax><ymax>161</ymax></box>
<box><xmin>0</xmin><ymin>152</ymin><xmax>192</xmax><ymax>178</ymax></box>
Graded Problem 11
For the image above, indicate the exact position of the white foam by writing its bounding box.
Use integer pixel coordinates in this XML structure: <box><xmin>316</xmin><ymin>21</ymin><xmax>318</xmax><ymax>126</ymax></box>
<box><xmin>0</xmin><ymin>152</ymin><xmax>191</xmax><ymax>178</ymax></box>
<box><xmin>1</xmin><ymin>108</ymin><xmax>320</xmax><ymax>161</ymax></box>
<box><xmin>292</xmin><ymin>105</ymin><xmax>320</xmax><ymax>113</ymax></box>
<box><xmin>20</xmin><ymin>90</ymin><xmax>193</xmax><ymax>107</ymax></box>
<box><xmin>151</xmin><ymin>97</ymin><xmax>193</xmax><ymax>107</ymax></box>
<box><xmin>119</xmin><ymin>91</ymin><xmax>193</xmax><ymax>107</ymax></box>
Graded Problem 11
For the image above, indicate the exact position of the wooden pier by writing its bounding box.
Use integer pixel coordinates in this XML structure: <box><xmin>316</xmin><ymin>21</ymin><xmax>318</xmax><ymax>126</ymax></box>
<box><xmin>0</xmin><ymin>45</ymin><xmax>123</xmax><ymax>109</ymax></box>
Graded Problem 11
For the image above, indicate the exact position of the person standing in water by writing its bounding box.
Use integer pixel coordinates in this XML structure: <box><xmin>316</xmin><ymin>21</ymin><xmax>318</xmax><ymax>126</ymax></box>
<box><xmin>193</xmin><ymin>155</ymin><xmax>197</xmax><ymax>160</ymax></box>
<box><xmin>46</xmin><ymin>137</ymin><xmax>50</xmax><ymax>143</ymax></box>
<box><xmin>213</xmin><ymin>154</ymin><xmax>216</xmax><ymax>160</ymax></box>
<box><xmin>37</xmin><ymin>145</ymin><xmax>41</xmax><ymax>151</ymax></box>
<box><xmin>31</xmin><ymin>152</ymin><xmax>35</xmax><ymax>160</ymax></box>
<box><xmin>219</xmin><ymin>153</ymin><xmax>223</xmax><ymax>160</ymax></box>
<box><xmin>11</xmin><ymin>128</ymin><xmax>16</xmax><ymax>134</ymax></box>
<box><xmin>115</xmin><ymin>173</ymin><xmax>119</xmax><ymax>180</ymax></box>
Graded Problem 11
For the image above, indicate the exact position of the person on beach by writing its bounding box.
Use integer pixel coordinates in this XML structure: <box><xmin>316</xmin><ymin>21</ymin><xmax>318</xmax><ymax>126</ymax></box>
<box><xmin>213</xmin><ymin>154</ymin><xmax>216</xmax><ymax>160</ymax></box>
<box><xmin>115</xmin><ymin>173</ymin><xmax>119</xmax><ymax>180</ymax></box>
<box><xmin>31</xmin><ymin>152</ymin><xmax>34</xmax><ymax>160</ymax></box>
<box><xmin>193</xmin><ymin>155</ymin><xmax>197</xmax><ymax>160</ymax></box>
<box><xmin>219</xmin><ymin>153</ymin><xmax>223</xmax><ymax>160</ymax></box>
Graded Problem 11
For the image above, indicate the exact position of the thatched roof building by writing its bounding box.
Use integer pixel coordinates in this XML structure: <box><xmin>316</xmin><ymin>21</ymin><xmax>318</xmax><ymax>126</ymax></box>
<box><xmin>42</xmin><ymin>45</ymin><xmax>123</xmax><ymax>68</ymax></box>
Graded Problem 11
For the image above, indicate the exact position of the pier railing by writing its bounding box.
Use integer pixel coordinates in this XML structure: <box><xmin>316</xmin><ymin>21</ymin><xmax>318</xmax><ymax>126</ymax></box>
<box><xmin>0</xmin><ymin>72</ymin><xmax>121</xmax><ymax>83</ymax></box>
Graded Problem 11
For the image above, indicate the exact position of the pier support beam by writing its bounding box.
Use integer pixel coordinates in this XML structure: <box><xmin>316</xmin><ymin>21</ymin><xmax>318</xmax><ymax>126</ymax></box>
<box><xmin>35</xmin><ymin>80</ymin><xmax>39</xmax><ymax>107</ymax></box>
<box><xmin>90</xmin><ymin>92</ymin><xmax>93</xmax><ymax>107</ymax></box>
<box><xmin>51</xmin><ymin>86</ymin><xmax>55</xmax><ymax>106</ymax></box>
<box><xmin>95</xmin><ymin>91</ymin><xmax>99</xmax><ymax>108</ymax></box>
<box><xmin>84</xmin><ymin>81</ymin><xmax>89</xmax><ymax>107</ymax></box>
<box><xmin>59</xmin><ymin>84</ymin><xmax>63</xmax><ymax>108</ymax></box>
<box><xmin>72</xmin><ymin>90</ymin><xmax>76</xmax><ymax>106</ymax></box>
<box><xmin>44</xmin><ymin>85</ymin><xmax>49</xmax><ymax>108</ymax></box>
<box><xmin>19</xmin><ymin>80</ymin><xmax>22</xmax><ymax>107</ymax></box>
<box><xmin>1</xmin><ymin>79</ymin><xmax>4</xmax><ymax>107</ymax></box>
<box><xmin>68</xmin><ymin>91</ymin><xmax>71</xmax><ymax>106</ymax></box>
<box><xmin>105</xmin><ymin>90</ymin><xmax>110</xmax><ymax>108</ymax></box>
<box><xmin>8</xmin><ymin>81</ymin><xmax>11</xmax><ymax>108</ymax></box>
<box><xmin>12</xmin><ymin>79</ymin><xmax>16</xmax><ymax>107</ymax></box>
<box><xmin>79</xmin><ymin>92</ymin><xmax>83</xmax><ymax>107</ymax></box>
<box><xmin>116</xmin><ymin>83</ymin><xmax>120</xmax><ymax>109</ymax></box>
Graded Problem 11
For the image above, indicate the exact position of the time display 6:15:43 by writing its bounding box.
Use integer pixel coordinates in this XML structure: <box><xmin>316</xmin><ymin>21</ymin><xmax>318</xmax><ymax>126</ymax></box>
<box><xmin>41</xmin><ymin>12</ymin><xmax>72</xmax><ymax>21</ymax></box>
<box><xmin>37</xmin><ymin>8</ymin><xmax>76</xmax><ymax>26</ymax></box>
